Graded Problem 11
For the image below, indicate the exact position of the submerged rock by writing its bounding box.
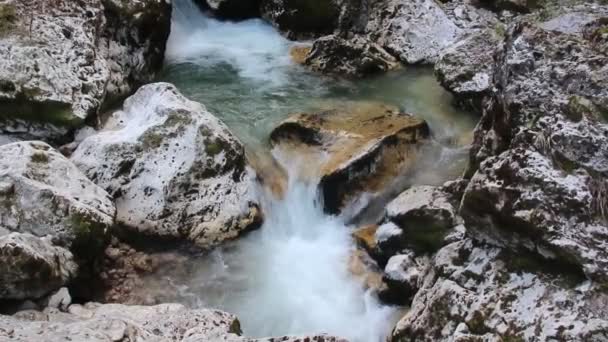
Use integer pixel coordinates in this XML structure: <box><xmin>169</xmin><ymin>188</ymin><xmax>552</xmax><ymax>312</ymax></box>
<box><xmin>0</xmin><ymin>233</ymin><xmax>77</xmax><ymax>300</ymax></box>
<box><xmin>390</xmin><ymin>239</ymin><xmax>607</xmax><ymax>341</ymax></box>
<box><xmin>304</xmin><ymin>34</ymin><xmax>400</xmax><ymax>77</ymax></box>
<box><xmin>270</xmin><ymin>101</ymin><xmax>430</xmax><ymax>217</ymax></box>
<box><xmin>0</xmin><ymin>0</ymin><xmax>171</xmax><ymax>143</ymax></box>
<box><xmin>0</xmin><ymin>302</ymin><xmax>347</xmax><ymax>341</ymax></box>
<box><xmin>71</xmin><ymin>83</ymin><xmax>262</xmax><ymax>249</ymax></box>
<box><xmin>0</xmin><ymin>141</ymin><xmax>116</xmax><ymax>252</ymax></box>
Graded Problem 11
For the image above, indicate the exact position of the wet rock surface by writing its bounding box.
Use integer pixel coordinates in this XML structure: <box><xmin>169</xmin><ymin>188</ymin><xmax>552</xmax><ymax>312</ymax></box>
<box><xmin>196</xmin><ymin>0</ymin><xmax>260</xmax><ymax>19</ymax></box>
<box><xmin>0</xmin><ymin>0</ymin><xmax>171</xmax><ymax>143</ymax></box>
<box><xmin>0</xmin><ymin>233</ymin><xmax>77</xmax><ymax>300</ymax></box>
<box><xmin>71</xmin><ymin>83</ymin><xmax>263</xmax><ymax>249</ymax></box>
<box><xmin>0</xmin><ymin>141</ymin><xmax>116</xmax><ymax>252</ymax></box>
<box><xmin>270</xmin><ymin>101</ymin><xmax>430</xmax><ymax>217</ymax></box>
<box><xmin>303</xmin><ymin>34</ymin><xmax>400</xmax><ymax>77</ymax></box>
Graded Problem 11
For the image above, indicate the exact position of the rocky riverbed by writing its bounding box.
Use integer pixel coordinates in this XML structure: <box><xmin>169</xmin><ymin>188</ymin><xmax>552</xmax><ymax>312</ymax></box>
<box><xmin>1</xmin><ymin>0</ymin><xmax>608</xmax><ymax>341</ymax></box>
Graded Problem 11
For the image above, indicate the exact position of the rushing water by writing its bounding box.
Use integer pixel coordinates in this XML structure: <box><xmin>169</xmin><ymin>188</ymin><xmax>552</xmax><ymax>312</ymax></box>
<box><xmin>150</xmin><ymin>0</ymin><xmax>475</xmax><ymax>340</ymax></box>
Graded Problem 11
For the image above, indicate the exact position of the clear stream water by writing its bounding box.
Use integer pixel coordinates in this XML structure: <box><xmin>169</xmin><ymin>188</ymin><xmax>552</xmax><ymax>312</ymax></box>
<box><xmin>151</xmin><ymin>0</ymin><xmax>476</xmax><ymax>340</ymax></box>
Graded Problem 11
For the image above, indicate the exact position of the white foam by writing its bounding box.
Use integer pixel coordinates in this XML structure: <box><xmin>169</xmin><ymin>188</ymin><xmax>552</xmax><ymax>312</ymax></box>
<box><xmin>167</xmin><ymin>0</ymin><xmax>293</xmax><ymax>86</ymax></box>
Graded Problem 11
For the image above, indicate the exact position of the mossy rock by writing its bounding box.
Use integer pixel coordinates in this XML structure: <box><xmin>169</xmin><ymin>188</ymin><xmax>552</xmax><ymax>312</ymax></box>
<box><xmin>0</xmin><ymin>3</ymin><xmax>17</xmax><ymax>37</ymax></box>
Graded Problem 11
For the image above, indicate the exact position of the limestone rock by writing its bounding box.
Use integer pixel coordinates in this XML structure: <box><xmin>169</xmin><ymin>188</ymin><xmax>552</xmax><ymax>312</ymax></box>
<box><xmin>461</xmin><ymin>148</ymin><xmax>608</xmax><ymax>283</ymax></box>
<box><xmin>0</xmin><ymin>0</ymin><xmax>171</xmax><ymax>143</ymax></box>
<box><xmin>366</xmin><ymin>0</ymin><xmax>463</xmax><ymax>64</ymax></box>
<box><xmin>390</xmin><ymin>239</ymin><xmax>608</xmax><ymax>341</ymax></box>
<box><xmin>304</xmin><ymin>34</ymin><xmax>400</xmax><ymax>77</ymax></box>
<box><xmin>382</xmin><ymin>253</ymin><xmax>427</xmax><ymax>304</ymax></box>
<box><xmin>270</xmin><ymin>101</ymin><xmax>430</xmax><ymax>217</ymax></box>
<box><xmin>0</xmin><ymin>302</ymin><xmax>347</xmax><ymax>341</ymax></box>
<box><xmin>464</xmin><ymin>15</ymin><xmax>608</xmax><ymax>283</ymax></box>
<box><xmin>0</xmin><ymin>233</ymin><xmax>77</xmax><ymax>300</ymax></box>
<box><xmin>435</xmin><ymin>29</ymin><xmax>500</xmax><ymax>110</ymax></box>
<box><xmin>71</xmin><ymin>83</ymin><xmax>262</xmax><ymax>249</ymax></box>
<box><xmin>0</xmin><ymin>141</ymin><xmax>115</xmax><ymax>251</ymax></box>
<box><xmin>386</xmin><ymin>185</ymin><xmax>459</xmax><ymax>253</ymax></box>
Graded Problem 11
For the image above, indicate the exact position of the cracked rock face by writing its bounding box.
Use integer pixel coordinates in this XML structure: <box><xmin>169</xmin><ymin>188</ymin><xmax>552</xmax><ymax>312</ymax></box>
<box><xmin>390</xmin><ymin>239</ymin><xmax>608</xmax><ymax>341</ymax></box>
<box><xmin>0</xmin><ymin>233</ymin><xmax>77</xmax><ymax>300</ymax></box>
<box><xmin>71</xmin><ymin>83</ymin><xmax>262</xmax><ymax>249</ymax></box>
<box><xmin>464</xmin><ymin>10</ymin><xmax>608</xmax><ymax>284</ymax></box>
<box><xmin>0</xmin><ymin>0</ymin><xmax>171</xmax><ymax>143</ymax></box>
<box><xmin>0</xmin><ymin>141</ymin><xmax>116</xmax><ymax>251</ymax></box>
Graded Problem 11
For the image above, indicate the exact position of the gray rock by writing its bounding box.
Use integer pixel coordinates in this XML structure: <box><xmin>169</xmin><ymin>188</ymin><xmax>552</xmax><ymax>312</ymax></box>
<box><xmin>71</xmin><ymin>83</ymin><xmax>262</xmax><ymax>249</ymax></box>
<box><xmin>0</xmin><ymin>0</ymin><xmax>171</xmax><ymax>143</ymax></box>
<box><xmin>44</xmin><ymin>287</ymin><xmax>71</xmax><ymax>312</ymax></box>
<box><xmin>0</xmin><ymin>141</ymin><xmax>116</xmax><ymax>250</ymax></box>
<box><xmin>390</xmin><ymin>239</ymin><xmax>608</xmax><ymax>341</ymax></box>
<box><xmin>386</xmin><ymin>185</ymin><xmax>459</xmax><ymax>253</ymax></box>
<box><xmin>382</xmin><ymin>253</ymin><xmax>427</xmax><ymax>304</ymax></box>
<box><xmin>0</xmin><ymin>233</ymin><xmax>77</xmax><ymax>300</ymax></box>
<box><xmin>305</xmin><ymin>34</ymin><xmax>400</xmax><ymax>77</ymax></box>
<box><xmin>435</xmin><ymin>29</ymin><xmax>501</xmax><ymax>110</ymax></box>
<box><xmin>461</xmin><ymin>148</ymin><xmax>608</xmax><ymax>283</ymax></box>
<box><xmin>366</xmin><ymin>0</ymin><xmax>463</xmax><ymax>64</ymax></box>
<box><xmin>0</xmin><ymin>302</ymin><xmax>347</xmax><ymax>342</ymax></box>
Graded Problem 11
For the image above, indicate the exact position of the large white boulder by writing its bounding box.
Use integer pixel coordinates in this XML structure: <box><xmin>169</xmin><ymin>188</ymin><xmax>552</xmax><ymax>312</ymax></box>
<box><xmin>71</xmin><ymin>83</ymin><xmax>262</xmax><ymax>249</ymax></box>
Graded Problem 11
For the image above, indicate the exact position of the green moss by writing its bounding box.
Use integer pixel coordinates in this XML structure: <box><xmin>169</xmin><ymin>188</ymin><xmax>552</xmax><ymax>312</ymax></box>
<box><xmin>30</xmin><ymin>152</ymin><xmax>49</xmax><ymax>164</ymax></box>
<box><xmin>0</xmin><ymin>96</ymin><xmax>81</xmax><ymax>128</ymax></box>
<box><xmin>69</xmin><ymin>211</ymin><xmax>108</xmax><ymax>260</ymax></box>
<box><xmin>0</xmin><ymin>4</ymin><xmax>17</xmax><ymax>37</ymax></box>
<box><xmin>205</xmin><ymin>139</ymin><xmax>223</xmax><ymax>156</ymax></box>
<box><xmin>139</xmin><ymin>131</ymin><xmax>164</xmax><ymax>150</ymax></box>
<box><xmin>467</xmin><ymin>311</ymin><xmax>489</xmax><ymax>335</ymax></box>
<box><xmin>494</xmin><ymin>24</ymin><xmax>506</xmax><ymax>38</ymax></box>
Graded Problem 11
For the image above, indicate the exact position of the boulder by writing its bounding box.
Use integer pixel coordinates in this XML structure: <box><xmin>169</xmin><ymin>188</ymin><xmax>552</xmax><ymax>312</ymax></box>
<box><xmin>0</xmin><ymin>303</ymin><xmax>347</xmax><ymax>341</ymax></box>
<box><xmin>365</xmin><ymin>0</ymin><xmax>463</xmax><ymax>64</ymax></box>
<box><xmin>435</xmin><ymin>29</ymin><xmax>501</xmax><ymax>111</ymax></box>
<box><xmin>385</xmin><ymin>185</ymin><xmax>459</xmax><ymax>253</ymax></box>
<box><xmin>195</xmin><ymin>0</ymin><xmax>260</xmax><ymax>19</ymax></box>
<box><xmin>390</xmin><ymin>239</ymin><xmax>607</xmax><ymax>341</ymax></box>
<box><xmin>461</xmin><ymin>148</ymin><xmax>608</xmax><ymax>283</ymax></box>
<box><xmin>0</xmin><ymin>141</ymin><xmax>116</xmax><ymax>253</ymax></box>
<box><xmin>0</xmin><ymin>0</ymin><xmax>171</xmax><ymax>143</ymax></box>
<box><xmin>71</xmin><ymin>83</ymin><xmax>262</xmax><ymax>249</ymax></box>
<box><xmin>381</xmin><ymin>253</ymin><xmax>427</xmax><ymax>304</ymax></box>
<box><xmin>0</xmin><ymin>233</ymin><xmax>77</xmax><ymax>300</ymax></box>
<box><xmin>270</xmin><ymin>101</ymin><xmax>430</xmax><ymax>217</ymax></box>
<box><xmin>304</xmin><ymin>34</ymin><xmax>400</xmax><ymax>77</ymax></box>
